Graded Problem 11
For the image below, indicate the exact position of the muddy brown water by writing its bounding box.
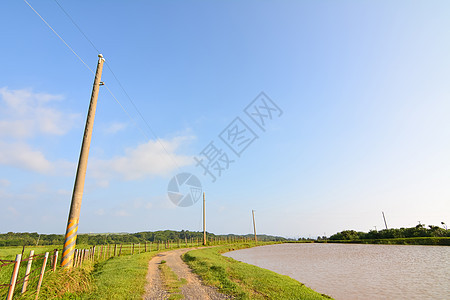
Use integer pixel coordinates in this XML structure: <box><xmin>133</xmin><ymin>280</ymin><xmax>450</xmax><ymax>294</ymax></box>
<box><xmin>224</xmin><ymin>243</ymin><xmax>450</xmax><ymax>300</ymax></box>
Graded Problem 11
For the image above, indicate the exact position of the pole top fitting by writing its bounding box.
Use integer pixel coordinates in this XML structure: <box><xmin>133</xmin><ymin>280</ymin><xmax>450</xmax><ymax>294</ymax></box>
<box><xmin>98</xmin><ymin>54</ymin><xmax>103</xmax><ymax>58</ymax></box>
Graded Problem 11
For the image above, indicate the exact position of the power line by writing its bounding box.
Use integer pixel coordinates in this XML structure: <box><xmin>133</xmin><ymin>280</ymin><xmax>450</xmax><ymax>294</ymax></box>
<box><xmin>52</xmin><ymin>0</ymin><xmax>100</xmax><ymax>54</ymax></box>
<box><xmin>103</xmin><ymin>85</ymin><xmax>151</xmax><ymax>141</ymax></box>
<box><xmin>24</xmin><ymin>0</ymin><xmax>182</xmax><ymax>170</ymax></box>
<box><xmin>52</xmin><ymin>0</ymin><xmax>181</xmax><ymax>170</ymax></box>
<box><xmin>53</xmin><ymin>0</ymin><xmax>169</xmax><ymax>142</ymax></box>
<box><xmin>23</xmin><ymin>0</ymin><xmax>95</xmax><ymax>75</ymax></box>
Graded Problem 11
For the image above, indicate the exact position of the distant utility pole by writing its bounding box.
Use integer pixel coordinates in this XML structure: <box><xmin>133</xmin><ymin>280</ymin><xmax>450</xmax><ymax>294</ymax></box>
<box><xmin>382</xmin><ymin>211</ymin><xmax>388</xmax><ymax>230</ymax></box>
<box><xmin>252</xmin><ymin>210</ymin><xmax>257</xmax><ymax>243</ymax></box>
<box><xmin>61</xmin><ymin>54</ymin><xmax>105</xmax><ymax>269</ymax></box>
<box><xmin>203</xmin><ymin>192</ymin><xmax>206</xmax><ymax>246</ymax></box>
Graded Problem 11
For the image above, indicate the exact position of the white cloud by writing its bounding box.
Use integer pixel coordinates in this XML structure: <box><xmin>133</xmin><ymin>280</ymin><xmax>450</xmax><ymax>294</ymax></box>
<box><xmin>131</xmin><ymin>198</ymin><xmax>154</xmax><ymax>210</ymax></box>
<box><xmin>103</xmin><ymin>122</ymin><xmax>127</xmax><ymax>134</ymax></box>
<box><xmin>0</xmin><ymin>141</ymin><xmax>75</xmax><ymax>174</ymax></box>
<box><xmin>7</xmin><ymin>206</ymin><xmax>19</xmax><ymax>217</ymax></box>
<box><xmin>57</xmin><ymin>189</ymin><xmax>71</xmax><ymax>196</ymax></box>
<box><xmin>0</xmin><ymin>179</ymin><xmax>10</xmax><ymax>187</ymax></box>
<box><xmin>0</xmin><ymin>87</ymin><xmax>78</xmax><ymax>175</ymax></box>
<box><xmin>95</xmin><ymin>209</ymin><xmax>105</xmax><ymax>216</ymax></box>
<box><xmin>0</xmin><ymin>87</ymin><xmax>80</xmax><ymax>138</ymax></box>
<box><xmin>90</xmin><ymin>136</ymin><xmax>194</xmax><ymax>181</ymax></box>
<box><xmin>0</xmin><ymin>141</ymin><xmax>53</xmax><ymax>173</ymax></box>
<box><xmin>113</xmin><ymin>209</ymin><xmax>131</xmax><ymax>217</ymax></box>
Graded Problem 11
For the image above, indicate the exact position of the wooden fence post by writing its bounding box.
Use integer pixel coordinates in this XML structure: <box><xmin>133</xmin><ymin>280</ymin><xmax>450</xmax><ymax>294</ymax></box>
<box><xmin>22</xmin><ymin>250</ymin><xmax>34</xmax><ymax>294</ymax></box>
<box><xmin>52</xmin><ymin>250</ymin><xmax>58</xmax><ymax>271</ymax></box>
<box><xmin>73</xmin><ymin>249</ymin><xmax>78</xmax><ymax>267</ymax></box>
<box><xmin>132</xmin><ymin>243</ymin><xmax>134</xmax><ymax>255</ymax></box>
<box><xmin>21</xmin><ymin>245</ymin><xmax>26</xmax><ymax>259</ymax></box>
<box><xmin>78</xmin><ymin>249</ymin><xmax>81</xmax><ymax>266</ymax></box>
<box><xmin>35</xmin><ymin>252</ymin><xmax>49</xmax><ymax>300</ymax></box>
<box><xmin>6</xmin><ymin>254</ymin><xmax>22</xmax><ymax>300</ymax></box>
<box><xmin>119</xmin><ymin>244</ymin><xmax>122</xmax><ymax>256</ymax></box>
<box><xmin>145</xmin><ymin>242</ymin><xmax>147</xmax><ymax>252</ymax></box>
<box><xmin>75</xmin><ymin>249</ymin><xmax>79</xmax><ymax>267</ymax></box>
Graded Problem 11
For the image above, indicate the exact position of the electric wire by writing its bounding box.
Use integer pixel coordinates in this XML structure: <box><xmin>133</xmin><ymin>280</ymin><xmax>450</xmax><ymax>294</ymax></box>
<box><xmin>53</xmin><ymin>0</ymin><xmax>166</xmax><ymax>147</ymax></box>
<box><xmin>52</xmin><ymin>0</ymin><xmax>181</xmax><ymax>169</ymax></box>
<box><xmin>23</xmin><ymin>0</ymin><xmax>95</xmax><ymax>75</ymax></box>
<box><xmin>52</xmin><ymin>0</ymin><xmax>100</xmax><ymax>54</ymax></box>
<box><xmin>24</xmin><ymin>0</ymin><xmax>182</xmax><ymax>170</ymax></box>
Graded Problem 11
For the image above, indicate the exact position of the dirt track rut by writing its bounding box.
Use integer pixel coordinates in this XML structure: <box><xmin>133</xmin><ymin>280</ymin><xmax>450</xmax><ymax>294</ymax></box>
<box><xmin>143</xmin><ymin>248</ymin><xmax>231</xmax><ymax>300</ymax></box>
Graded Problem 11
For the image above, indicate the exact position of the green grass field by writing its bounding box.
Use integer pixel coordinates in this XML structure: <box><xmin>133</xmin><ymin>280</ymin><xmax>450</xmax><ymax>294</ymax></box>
<box><xmin>183</xmin><ymin>243</ymin><xmax>332</xmax><ymax>300</ymax></box>
<box><xmin>79</xmin><ymin>251</ymin><xmax>156</xmax><ymax>299</ymax></box>
<box><xmin>0</xmin><ymin>245</ymin><xmax>60</xmax><ymax>260</ymax></box>
<box><xmin>2</xmin><ymin>242</ymin><xmax>332</xmax><ymax>299</ymax></box>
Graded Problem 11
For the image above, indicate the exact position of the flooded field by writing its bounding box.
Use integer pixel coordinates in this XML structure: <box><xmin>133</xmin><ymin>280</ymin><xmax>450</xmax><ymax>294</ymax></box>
<box><xmin>225</xmin><ymin>243</ymin><xmax>450</xmax><ymax>299</ymax></box>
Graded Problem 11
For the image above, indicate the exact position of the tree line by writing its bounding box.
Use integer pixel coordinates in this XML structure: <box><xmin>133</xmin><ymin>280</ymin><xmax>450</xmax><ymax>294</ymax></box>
<box><xmin>0</xmin><ymin>230</ymin><xmax>286</xmax><ymax>247</ymax></box>
<box><xmin>329</xmin><ymin>224</ymin><xmax>449</xmax><ymax>240</ymax></box>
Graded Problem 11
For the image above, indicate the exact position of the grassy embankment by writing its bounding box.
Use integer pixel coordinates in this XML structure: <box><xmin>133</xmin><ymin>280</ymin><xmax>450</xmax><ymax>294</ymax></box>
<box><xmin>318</xmin><ymin>237</ymin><xmax>450</xmax><ymax>246</ymax></box>
<box><xmin>183</xmin><ymin>243</ymin><xmax>332</xmax><ymax>300</ymax></box>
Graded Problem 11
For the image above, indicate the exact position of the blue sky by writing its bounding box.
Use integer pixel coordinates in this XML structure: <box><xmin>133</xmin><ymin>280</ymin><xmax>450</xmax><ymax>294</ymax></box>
<box><xmin>1</xmin><ymin>0</ymin><xmax>449</xmax><ymax>238</ymax></box>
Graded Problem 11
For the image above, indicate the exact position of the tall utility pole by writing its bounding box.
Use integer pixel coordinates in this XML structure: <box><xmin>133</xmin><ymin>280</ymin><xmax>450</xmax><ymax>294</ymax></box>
<box><xmin>203</xmin><ymin>192</ymin><xmax>206</xmax><ymax>245</ymax></box>
<box><xmin>382</xmin><ymin>211</ymin><xmax>388</xmax><ymax>230</ymax></box>
<box><xmin>252</xmin><ymin>210</ymin><xmax>257</xmax><ymax>243</ymax></box>
<box><xmin>61</xmin><ymin>54</ymin><xmax>105</xmax><ymax>269</ymax></box>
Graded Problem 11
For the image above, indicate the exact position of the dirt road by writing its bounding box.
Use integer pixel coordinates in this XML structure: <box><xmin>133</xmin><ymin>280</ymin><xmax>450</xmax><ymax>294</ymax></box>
<box><xmin>143</xmin><ymin>248</ymin><xmax>231</xmax><ymax>300</ymax></box>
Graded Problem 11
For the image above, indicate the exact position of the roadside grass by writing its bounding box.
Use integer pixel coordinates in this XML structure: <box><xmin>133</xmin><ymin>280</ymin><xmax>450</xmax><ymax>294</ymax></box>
<box><xmin>183</xmin><ymin>243</ymin><xmax>332</xmax><ymax>300</ymax></box>
<box><xmin>79</xmin><ymin>251</ymin><xmax>156</xmax><ymax>299</ymax></box>
<box><xmin>159</xmin><ymin>261</ymin><xmax>187</xmax><ymax>300</ymax></box>
<box><xmin>1</xmin><ymin>245</ymin><xmax>156</xmax><ymax>299</ymax></box>
<box><xmin>18</xmin><ymin>261</ymin><xmax>94</xmax><ymax>300</ymax></box>
<box><xmin>0</xmin><ymin>244</ymin><xmax>95</xmax><ymax>298</ymax></box>
<box><xmin>0</xmin><ymin>245</ymin><xmax>61</xmax><ymax>299</ymax></box>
